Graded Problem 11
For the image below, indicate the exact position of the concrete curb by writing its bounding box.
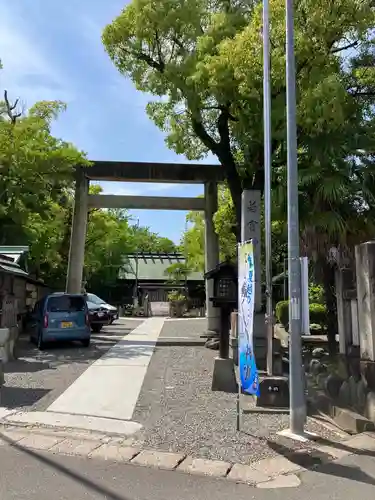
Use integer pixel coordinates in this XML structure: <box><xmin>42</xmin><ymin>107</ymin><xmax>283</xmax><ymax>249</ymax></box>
<box><xmin>1</xmin><ymin>422</ymin><xmax>374</xmax><ymax>487</ymax></box>
<box><xmin>307</xmin><ymin>390</ymin><xmax>375</xmax><ymax>434</ymax></box>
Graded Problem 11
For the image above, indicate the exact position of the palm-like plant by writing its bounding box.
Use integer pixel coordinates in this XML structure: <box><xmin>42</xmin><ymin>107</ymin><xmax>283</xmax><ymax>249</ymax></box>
<box><xmin>274</xmin><ymin>147</ymin><xmax>375</xmax><ymax>353</ymax></box>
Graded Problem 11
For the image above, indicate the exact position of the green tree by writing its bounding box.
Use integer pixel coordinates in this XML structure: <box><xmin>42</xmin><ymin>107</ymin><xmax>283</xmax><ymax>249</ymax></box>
<box><xmin>182</xmin><ymin>185</ymin><xmax>237</xmax><ymax>272</ymax></box>
<box><xmin>103</xmin><ymin>0</ymin><xmax>375</xmax><ymax>353</ymax></box>
<box><xmin>0</xmin><ymin>67</ymin><xmax>179</xmax><ymax>291</ymax></box>
<box><xmin>0</xmin><ymin>85</ymin><xmax>90</xmax><ymax>285</ymax></box>
<box><xmin>85</xmin><ymin>205</ymin><xmax>134</xmax><ymax>290</ymax></box>
<box><xmin>102</xmin><ymin>0</ymin><xmax>375</xmax><ymax>242</ymax></box>
<box><xmin>182</xmin><ymin>185</ymin><xmax>288</xmax><ymax>277</ymax></box>
<box><xmin>182</xmin><ymin>210</ymin><xmax>206</xmax><ymax>272</ymax></box>
<box><xmin>130</xmin><ymin>224</ymin><xmax>177</xmax><ymax>253</ymax></box>
<box><xmin>164</xmin><ymin>261</ymin><xmax>190</xmax><ymax>287</ymax></box>
<box><xmin>0</xmin><ymin>91</ymin><xmax>89</xmax><ymax>239</ymax></box>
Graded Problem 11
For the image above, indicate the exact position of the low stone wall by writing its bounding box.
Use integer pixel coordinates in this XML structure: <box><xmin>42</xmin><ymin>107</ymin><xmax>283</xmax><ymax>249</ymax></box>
<box><xmin>306</xmin><ymin>345</ymin><xmax>375</xmax><ymax>431</ymax></box>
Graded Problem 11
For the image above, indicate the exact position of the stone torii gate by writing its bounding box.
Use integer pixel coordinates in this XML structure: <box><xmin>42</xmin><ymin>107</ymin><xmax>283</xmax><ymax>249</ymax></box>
<box><xmin>66</xmin><ymin>161</ymin><xmax>225</xmax><ymax>333</ymax></box>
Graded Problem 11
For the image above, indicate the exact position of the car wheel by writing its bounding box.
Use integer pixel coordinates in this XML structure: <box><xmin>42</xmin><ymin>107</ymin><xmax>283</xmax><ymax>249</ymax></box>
<box><xmin>37</xmin><ymin>331</ymin><xmax>45</xmax><ymax>351</ymax></box>
<box><xmin>91</xmin><ymin>324</ymin><xmax>102</xmax><ymax>333</ymax></box>
<box><xmin>81</xmin><ymin>338</ymin><xmax>90</xmax><ymax>347</ymax></box>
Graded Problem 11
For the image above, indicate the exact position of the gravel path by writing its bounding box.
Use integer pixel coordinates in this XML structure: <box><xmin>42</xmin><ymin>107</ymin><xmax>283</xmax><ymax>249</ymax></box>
<box><xmin>2</xmin><ymin>319</ymin><xmax>143</xmax><ymax>412</ymax></box>
<box><xmin>160</xmin><ymin>319</ymin><xmax>207</xmax><ymax>338</ymax></box>
<box><xmin>132</xmin><ymin>342</ymin><xmax>345</xmax><ymax>465</ymax></box>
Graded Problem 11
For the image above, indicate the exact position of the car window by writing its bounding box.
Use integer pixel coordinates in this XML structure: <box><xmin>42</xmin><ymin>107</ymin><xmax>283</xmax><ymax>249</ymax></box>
<box><xmin>47</xmin><ymin>295</ymin><xmax>86</xmax><ymax>313</ymax></box>
<box><xmin>86</xmin><ymin>293</ymin><xmax>106</xmax><ymax>305</ymax></box>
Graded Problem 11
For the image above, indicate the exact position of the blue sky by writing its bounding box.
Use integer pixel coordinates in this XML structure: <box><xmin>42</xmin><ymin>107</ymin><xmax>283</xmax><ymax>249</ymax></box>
<box><xmin>0</xmin><ymin>0</ymin><xmax>215</xmax><ymax>243</ymax></box>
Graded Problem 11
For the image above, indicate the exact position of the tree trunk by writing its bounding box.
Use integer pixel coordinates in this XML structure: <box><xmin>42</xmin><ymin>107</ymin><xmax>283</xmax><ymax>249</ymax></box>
<box><xmin>216</xmin><ymin>147</ymin><xmax>242</xmax><ymax>242</ymax></box>
<box><xmin>225</xmin><ymin>175</ymin><xmax>242</xmax><ymax>242</ymax></box>
<box><xmin>320</xmin><ymin>260</ymin><xmax>338</xmax><ymax>356</ymax></box>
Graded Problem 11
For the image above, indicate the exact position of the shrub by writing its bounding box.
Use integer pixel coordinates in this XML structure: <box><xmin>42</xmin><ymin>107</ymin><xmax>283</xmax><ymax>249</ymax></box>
<box><xmin>275</xmin><ymin>300</ymin><xmax>328</xmax><ymax>330</ymax></box>
<box><xmin>309</xmin><ymin>303</ymin><xmax>328</xmax><ymax>327</ymax></box>
<box><xmin>275</xmin><ymin>300</ymin><xmax>289</xmax><ymax>327</ymax></box>
<box><xmin>167</xmin><ymin>290</ymin><xmax>185</xmax><ymax>303</ymax></box>
<box><xmin>308</xmin><ymin>283</ymin><xmax>324</xmax><ymax>304</ymax></box>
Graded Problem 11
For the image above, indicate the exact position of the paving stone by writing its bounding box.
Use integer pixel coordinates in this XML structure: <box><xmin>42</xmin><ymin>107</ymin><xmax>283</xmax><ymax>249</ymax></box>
<box><xmin>178</xmin><ymin>457</ymin><xmax>231</xmax><ymax>478</ymax></box>
<box><xmin>363</xmin><ymin>431</ymin><xmax>375</xmax><ymax>440</ymax></box>
<box><xmin>89</xmin><ymin>444</ymin><xmax>140</xmax><ymax>462</ymax></box>
<box><xmin>0</xmin><ymin>429</ymin><xmax>29</xmax><ymax>445</ymax></box>
<box><xmin>227</xmin><ymin>463</ymin><xmax>270</xmax><ymax>484</ymax></box>
<box><xmin>17</xmin><ymin>434</ymin><xmax>64</xmax><ymax>451</ymax></box>
<box><xmin>49</xmin><ymin>438</ymin><xmax>101</xmax><ymax>456</ymax></box>
<box><xmin>345</xmin><ymin>433</ymin><xmax>375</xmax><ymax>452</ymax></box>
<box><xmin>131</xmin><ymin>450</ymin><xmax>185</xmax><ymax>470</ymax></box>
<box><xmin>313</xmin><ymin>443</ymin><xmax>352</xmax><ymax>460</ymax></box>
<box><xmin>252</xmin><ymin>455</ymin><xmax>302</xmax><ymax>477</ymax></box>
<box><xmin>256</xmin><ymin>474</ymin><xmax>301</xmax><ymax>489</ymax></box>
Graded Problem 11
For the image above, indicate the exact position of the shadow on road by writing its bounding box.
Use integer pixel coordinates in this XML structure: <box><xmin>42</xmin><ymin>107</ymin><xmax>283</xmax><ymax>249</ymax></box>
<box><xmin>4</xmin><ymin>359</ymin><xmax>51</xmax><ymax>374</ymax></box>
<box><xmin>0</xmin><ymin>431</ymin><xmax>131</xmax><ymax>500</ymax></box>
<box><xmin>266</xmin><ymin>437</ymin><xmax>375</xmax><ymax>487</ymax></box>
<box><xmin>0</xmin><ymin>387</ymin><xmax>50</xmax><ymax>409</ymax></box>
<box><xmin>6</xmin><ymin>326</ymin><xmax>136</xmax><ymax>373</ymax></box>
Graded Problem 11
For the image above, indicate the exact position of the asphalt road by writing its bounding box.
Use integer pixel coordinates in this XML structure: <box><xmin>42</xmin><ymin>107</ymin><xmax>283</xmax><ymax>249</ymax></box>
<box><xmin>2</xmin><ymin>319</ymin><xmax>143</xmax><ymax>412</ymax></box>
<box><xmin>1</xmin><ymin>443</ymin><xmax>375</xmax><ymax>500</ymax></box>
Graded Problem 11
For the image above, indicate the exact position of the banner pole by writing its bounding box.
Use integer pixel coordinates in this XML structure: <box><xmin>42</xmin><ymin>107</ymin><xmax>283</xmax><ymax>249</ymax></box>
<box><xmin>236</xmin><ymin>313</ymin><xmax>242</xmax><ymax>432</ymax></box>
<box><xmin>236</xmin><ymin>376</ymin><xmax>241</xmax><ymax>431</ymax></box>
<box><xmin>236</xmin><ymin>244</ymin><xmax>241</xmax><ymax>431</ymax></box>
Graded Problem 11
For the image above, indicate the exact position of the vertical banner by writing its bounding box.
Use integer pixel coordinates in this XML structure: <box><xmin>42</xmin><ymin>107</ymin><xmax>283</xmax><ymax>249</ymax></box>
<box><xmin>238</xmin><ymin>241</ymin><xmax>260</xmax><ymax>396</ymax></box>
<box><xmin>241</xmin><ymin>190</ymin><xmax>262</xmax><ymax>312</ymax></box>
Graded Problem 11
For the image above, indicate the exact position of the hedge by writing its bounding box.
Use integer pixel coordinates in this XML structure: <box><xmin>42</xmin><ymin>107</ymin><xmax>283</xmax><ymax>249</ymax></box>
<box><xmin>275</xmin><ymin>300</ymin><xmax>327</xmax><ymax>329</ymax></box>
<box><xmin>309</xmin><ymin>303</ymin><xmax>328</xmax><ymax>326</ymax></box>
<box><xmin>275</xmin><ymin>300</ymin><xmax>289</xmax><ymax>328</ymax></box>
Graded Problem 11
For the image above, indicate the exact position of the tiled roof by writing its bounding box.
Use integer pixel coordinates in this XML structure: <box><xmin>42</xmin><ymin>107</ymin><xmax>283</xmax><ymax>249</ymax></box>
<box><xmin>119</xmin><ymin>252</ymin><xmax>203</xmax><ymax>281</ymax></box>
<box><xmin>0</xmin><ymin>246</ymin><xmax>29</xmax><ymax>264</ymax></box>
<box><xmin>0</xmin><ymin>253</ymin><xmax>29</xmax><ymax>277</ymax></box>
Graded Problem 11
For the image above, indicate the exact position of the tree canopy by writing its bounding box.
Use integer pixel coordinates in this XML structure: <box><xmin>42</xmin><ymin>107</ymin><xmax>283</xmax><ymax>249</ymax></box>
<box><xmin>0</xmin><ymin>93</ymin><xmax>89</xmax><ymax>234</ymax></box>
<box><xmin>103</xmin><ymin>0</ymin><xmax>375</xmax><ymax>241</ymax></box>
<box><xmin>182</xmin><ymin>185</ymin><xmax>287</xmax><ymax>279</ymax></box>
<box><xmin>0</xmin><ymin>79</ymin><xmax>177</xmax><ymax>291</ymax></box>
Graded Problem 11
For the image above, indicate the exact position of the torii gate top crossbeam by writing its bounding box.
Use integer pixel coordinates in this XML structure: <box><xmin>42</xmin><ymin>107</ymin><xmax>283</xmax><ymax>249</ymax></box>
<box><xmin>77</xmin><ymin>161</ymin><xmax>224</xmax><ymax>184</ymax></box>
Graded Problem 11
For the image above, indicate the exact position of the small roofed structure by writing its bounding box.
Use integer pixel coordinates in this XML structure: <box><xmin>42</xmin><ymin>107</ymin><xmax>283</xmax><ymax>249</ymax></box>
<box><xmin>119</xmin><ymin>251</ymin><xmax>203</xmax><ymax>283</ymax></box>
<box><xmin>0</xmin><ymin>246</ymin><xmax>49</xmax><ymax>360</ymax></box>
<box><xmin>102</xmin><ymin>252</ymin><xmax>205</xmax><ymax>315</ymax></box>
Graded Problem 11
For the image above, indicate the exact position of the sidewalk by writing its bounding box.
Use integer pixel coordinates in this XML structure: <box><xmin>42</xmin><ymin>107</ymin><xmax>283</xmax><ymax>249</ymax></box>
<box><xmin>1</xmin><ymin>400</ymin><xmax>375</xmax><ymax>487</ymax></box>
<box><xmin>0</xmin><ymin>430</ymin><xmax>375</xmax><ymax>499</ymax></box>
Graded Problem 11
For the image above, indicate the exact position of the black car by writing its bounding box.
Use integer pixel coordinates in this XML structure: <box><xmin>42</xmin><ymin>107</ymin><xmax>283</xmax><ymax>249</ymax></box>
<box><xmin>85</xmin><ymin>293</ymin><xmax>119</xmax><ymax>324</ymax></box>
<box><xmin>86</xmin><ymin>303</ymin><xmax>110</xmax><ymax>333</ymax></box>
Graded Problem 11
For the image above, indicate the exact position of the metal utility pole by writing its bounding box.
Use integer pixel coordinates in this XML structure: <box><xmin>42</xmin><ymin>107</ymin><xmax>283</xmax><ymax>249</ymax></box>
<box><xmin>285</xmin><ymin>0</ymin><xmax>306</xmax><ymax>435</ymax></box>
<box><xmin>263</xmin><ymin>0</ymin><xmax>274</xmax><ymax>376</ymax></box>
